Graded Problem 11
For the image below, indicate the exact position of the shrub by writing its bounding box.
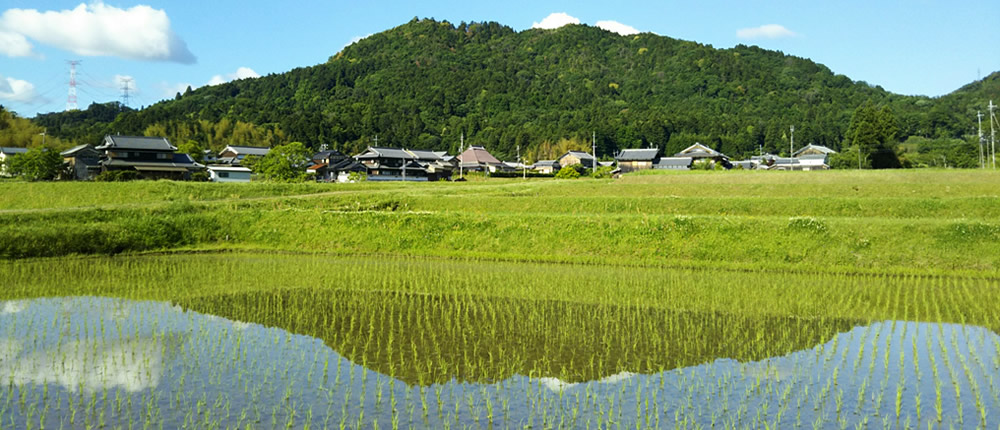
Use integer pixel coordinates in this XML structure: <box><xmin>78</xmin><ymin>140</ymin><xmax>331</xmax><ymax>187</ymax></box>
<box><xmin>554</xmin><ymin>166</ymin><xmax>581</xmax><ymax>179</ymax></box>
<box><xmin>347</xmin><ymin>171</ymin><xmax>367</xmax><ymax>182</ymax></box>
<box><xmin>95</xmin><ymin>170</ymin><xmax>142</xmax><ymax>182</ymax></box>
<box><xmin>4</xmin><ymin>148</ymin><xmax>62</xmax><ymax>181</ymax></box>
<box><xmin>591</xmin><ymin>165</ymin><xmax>615</xmax><ymax>178</ymax></box>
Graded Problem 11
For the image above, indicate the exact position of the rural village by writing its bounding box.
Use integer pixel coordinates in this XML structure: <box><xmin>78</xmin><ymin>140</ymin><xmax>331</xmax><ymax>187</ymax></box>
<box><xmin>1</xmin><ymin>134</ymin><xmax>837</xmax><ymax>183</ymax></box>
<box><xmin>1</xmin><ymin>2</ymin><xmax>998</xmax><ymax>429</ymax></box>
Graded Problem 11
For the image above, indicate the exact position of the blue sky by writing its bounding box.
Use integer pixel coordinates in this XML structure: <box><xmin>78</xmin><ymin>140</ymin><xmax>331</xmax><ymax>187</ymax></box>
<box><xmin>1</xmin><ymin>1</ymin><xmax>998</xmax><ymax>117</ymax></box>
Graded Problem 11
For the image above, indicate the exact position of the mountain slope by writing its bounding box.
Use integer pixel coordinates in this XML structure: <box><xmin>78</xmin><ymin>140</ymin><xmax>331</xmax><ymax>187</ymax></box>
<box><xmin>31</xmin><ymin>18</ymin><xmax>1000</xmax><ymax>161</ymax></box>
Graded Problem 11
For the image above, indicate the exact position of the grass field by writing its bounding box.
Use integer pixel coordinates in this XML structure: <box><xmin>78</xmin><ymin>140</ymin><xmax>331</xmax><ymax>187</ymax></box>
<box><xmin>2</xmin><ymin>169</ymin><xmax>999</xmax><ymax>275</ymax></box>
<box><xmin>1</xmin><ymin>170</ymin><xmax>999</xmax><ymax>428</ymax></box>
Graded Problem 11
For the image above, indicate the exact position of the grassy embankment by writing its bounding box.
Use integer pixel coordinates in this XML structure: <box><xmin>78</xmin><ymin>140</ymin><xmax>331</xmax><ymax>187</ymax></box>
<box><xmin>1</xmin><ymin>169</ymin><xmax>999</xmax><ymax>277</ymax></box>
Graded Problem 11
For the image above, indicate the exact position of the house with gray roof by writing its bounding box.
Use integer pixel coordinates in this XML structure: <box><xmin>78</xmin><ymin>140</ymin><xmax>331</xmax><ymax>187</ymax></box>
<box><xmin>792</xmin><ymin>144</ymin><xmax>837</xmax><ymax>157</ymax></box>
<box><xmin>218</xmin><ymin>145</ymin><xmax>270</xmax><ymax>165</ymax></box>
<box><xmin>531</xmin><ymin>160</ymin><xmax>560</xmax><ymax>174</ymax></box>
<box><xmin>615</xmin><ymin>148</ymin><xmax>660</xmax><ymax>173</ymax></box>
<box><xmin>557</xmin><ymin>151</ymin><xmax>596</xmax><ymax>169</ymax></box>
<box><xmin>655</xmin><ymin>157</ymin><xmax>693</xmax><ymax>170</ymax></box>
<box><xmin>96</xmin><ymin>135</ymin><xmax>203</xmax><ymax>180</ymax></box>
<box><xmin>61</xmin><ymin>144</ymin><xmax>101</xmax><ymax>180</ymax></box>
<box><xmin>0</xmin><ymin>147</ymin><xmax>29</xmax><ymax>177</ymax></box>
<box><xmin>354</xmin><ymin>146</ymin><xmax>453</xmax><ymax>181</ymax></box>
<box><xmin>675</xmin><ymin>143</ymin><xmax>729</xmax><ymax>169</ymax></box>
<box><xmin>207</xmin><ymin>165</ymin><xmax>252</xmax><ymax>182</ymax></box>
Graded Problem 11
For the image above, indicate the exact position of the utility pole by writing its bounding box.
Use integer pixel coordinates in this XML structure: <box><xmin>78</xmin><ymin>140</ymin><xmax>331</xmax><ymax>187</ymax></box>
<box><xmin>518</xmin><ymin>144</ymin><xmax>526</xmax><ymax>180</ymax></box>
<box><xmin>592</xmin><ymin>130</ymin><xmax>597</xmax><ymax>176</ymax></box>
<box><xmin>990</xmin><ymin>100</ymin><xmax>997</xmax><ymax>169</ymax></box>
<box><xmin>978</xmin><ymin>111</ymin><xmax>985</xmax><ymax>169</ymax></box>
<box><xmin>459</xmin><ymin>133</ymin><xmax>464</xmax><ymax>179</ymax></box>
<box><xmin>373</xmin><ymin>134</ymin><xmax>378</xmax><ymax>147</ymax></box>
<box><xmin>789</xmin><ymin>125</ymin><xmax>795</xmax><ymax>158</ymax></box>
<box><xmin>66</xmin><ymin>60</ymin><xmax>81</xmax><ymax>111</ymax></box>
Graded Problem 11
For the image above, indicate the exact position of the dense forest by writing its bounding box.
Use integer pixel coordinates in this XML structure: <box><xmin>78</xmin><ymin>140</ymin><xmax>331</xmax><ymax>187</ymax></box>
<box><xmin>16</xmin><ymin>18</ymin><xmax>1000</xmax><ymax>163</ymax></box>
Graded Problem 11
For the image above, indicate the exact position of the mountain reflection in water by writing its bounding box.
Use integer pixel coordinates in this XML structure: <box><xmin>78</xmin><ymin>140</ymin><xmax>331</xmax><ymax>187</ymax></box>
<box><xmin>0</xmin><ymin>294</ymin><xmax>996</xmax><ymax>429</ymax></box>
<box><xmin>177</xmin><ymin>288</ymin><xmax>864</xmax><ymax>384</ymax></box>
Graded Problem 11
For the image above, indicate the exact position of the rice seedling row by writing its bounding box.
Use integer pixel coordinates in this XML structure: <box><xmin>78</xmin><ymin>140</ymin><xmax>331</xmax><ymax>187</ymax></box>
<box><xmin>1</xmin><ymin>254</ymin><xmax>998</xmax><ymax>428</ymax></box>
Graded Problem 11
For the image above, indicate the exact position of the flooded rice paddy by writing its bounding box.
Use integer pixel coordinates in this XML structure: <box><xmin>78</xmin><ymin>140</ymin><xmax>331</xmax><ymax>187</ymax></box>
<box><xmin>0</xmin><ymin>292</ymin><xmax>998</xmax><ymax>429</ymax></box>
<box><xmin>0</xmin><ymin>254</ymin><xmax>998</xmax><ymax>428</ymax></box>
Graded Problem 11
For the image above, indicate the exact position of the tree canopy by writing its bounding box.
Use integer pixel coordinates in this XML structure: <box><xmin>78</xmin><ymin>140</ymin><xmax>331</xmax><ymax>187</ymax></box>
<box><xmin>23</xmin><ymin>19</ymin><xmax>1000</xmax><ymax>164</ymax></box>
<box><xmin>250</xmin><ymin>142</ymin><xmax>312</xmax><ymax>182</ymax></box>
<box><xmin>3</xmin><ymin>147</ymin><xmax>63</xmax><ymax>181</ymax></box>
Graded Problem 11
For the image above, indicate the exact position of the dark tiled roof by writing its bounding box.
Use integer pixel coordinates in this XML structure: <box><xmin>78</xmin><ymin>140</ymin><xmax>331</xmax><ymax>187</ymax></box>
<box><xmin>656</xmin><ymin>157</ymin><xmax>693</xmax><ymax>167</ymax></box>
<box><xmin>98</xmin><ymin>135</ymin><xmax>176</xmax><ymax>151</ymax></box>
<box><xmin>562</xmin><ymin>151</ymin><xmax>595</xmax><ymax>160</ymax></box>
<box><xmin>408</xmin><ymin>149</ymin><xmax>442</xmax><ymax>161</ymax></box>
<box><xmin>103</xmin><ymin>159</ymin><xmax>200</xmax><ymax>170</ymax></box>
<box><xmin>312</xmin><ymin>150</ymin><xmax>346</xmax><ymax>161</ymax></box>
<box><xmin>616</xmin><ymin>148</ymin><xmax>659</xmax><ymax>161</ymax></box>
<box><xmin>363</xmin><ymin>147</ymin><xmax>413</xmax><ymax>159</ymax></box>
<box><xmin>331</xmin><ymin>159</ymin><xmax>366</xmax><ymax>172</ymax></box>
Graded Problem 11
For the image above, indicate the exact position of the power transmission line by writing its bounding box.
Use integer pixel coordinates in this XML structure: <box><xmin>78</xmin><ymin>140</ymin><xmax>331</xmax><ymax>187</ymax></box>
<box><xmin>66</xmin><ymin>60</ymin><xmax>81</xmax><ymax>111</ymax></box>
<box><xmin>120</xmin><ymin>77</ymin><xmax>133</xmax><ymax>108</ymax></box>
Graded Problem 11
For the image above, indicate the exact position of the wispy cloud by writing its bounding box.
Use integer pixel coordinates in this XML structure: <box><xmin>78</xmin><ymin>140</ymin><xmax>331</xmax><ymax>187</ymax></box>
<box><xmin>736</xmin><ymin>24</ymin><xmax>797</xmax><ymax>39</ymax></box>
<box><xmin>207</xmin><ymin>67</ymin><xmax>260</xmax><ymax>86</ymax></box>
<box><xmin>532</xmin><ymin>12</ymin><xmax>580</xmax><ymax>30</ymax></box>
<box><xmin>0</xmin><ymin>75</ymin><xmax>48</xmax><ymax>105</ymax></box>
<box><xmin>0</xmin><ymin>2</ymin><xmax>195</xmax><ymax>63</ymax></box>
<box><xmin>595</xmin><ymin>20</ymin><xmax>640</xmax><ymax>36</ymax></box>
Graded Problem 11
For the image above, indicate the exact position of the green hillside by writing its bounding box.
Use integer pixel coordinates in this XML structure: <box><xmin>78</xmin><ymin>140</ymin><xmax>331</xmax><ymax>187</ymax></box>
<box><xmin>27</xmin><ymin>18</ymin><xmax>1000</xmax><ymax>161</ymax></box>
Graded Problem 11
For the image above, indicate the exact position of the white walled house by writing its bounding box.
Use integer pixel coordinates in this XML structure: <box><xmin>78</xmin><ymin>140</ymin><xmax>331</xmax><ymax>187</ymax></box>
<box><xmin>207</xmin><ymin>165</ymin><xmax>252</xmax><ymax>182</ymax></box>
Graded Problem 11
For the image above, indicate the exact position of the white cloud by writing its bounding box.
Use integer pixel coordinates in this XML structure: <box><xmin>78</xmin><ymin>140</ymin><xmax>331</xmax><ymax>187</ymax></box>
<box><xmin>0</xmin><ymin>2</ymin><xmax>195</xmax><ymax>63</ymax></box>
<box><xmin>596</xmin><ymin>20</ymin><xmax>640</xmax><ymax>36</ymax></box>
<box><xmin>0</xmin><ymin>75</ymin><xmax>47</xmax><ymax>105</ymax></box>
<box><xmin>344</xmin><ymin>34</ymin><xmax>372</xmax><ymax>49</ymax></box>
<box><xmin>0</xmin><ymin>338</ymin><xmax>163</xmax><ymax>393</ymax></box>
<box><xmin>532</xmin><ymin>12</ymin><xmax>580</xmax><ymax>30</ymax></box>
<box><xmin>158</xmin><ymin>81</ymin><xmax>194</xmax><ymax>98</ymax></box>
<box><xmin>0</xmin><ymin>30</ymin><xmax>34</xmax><ymax>57</ymax></box>
<box><xmin>0</xmin><ymin>301</ymin><xmax>27</xmax><ymax>314</ymax></box>
<box><xmin>156</xmin><ymin>66</ymin><xmax>258</xmax><ymax>100</ymax></box>
<box><xmin>736</xmin><ymin>24</ymin><xmax>797</xmax><ymax>39</ymax></box>
<box><xmin>207</xmin><ymin>67</ymin><xmax>260</xmax><ymax>86</ymax></box>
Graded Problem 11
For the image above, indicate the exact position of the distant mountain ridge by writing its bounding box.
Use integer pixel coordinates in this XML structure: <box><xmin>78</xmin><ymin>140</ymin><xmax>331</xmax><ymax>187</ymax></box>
<box><xmin>30</xmin><ymin>18</ymin><xmax>1000</xmax><ymax>161</ymax></box>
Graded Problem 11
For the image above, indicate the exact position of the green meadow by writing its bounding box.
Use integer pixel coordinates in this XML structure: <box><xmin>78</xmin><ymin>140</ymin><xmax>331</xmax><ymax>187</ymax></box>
<box><xmin>2</xmin><ymin>169</ymin><xmax>999</xmax><ymax>275</ymax></box>
<box><xmin>1</xmin><ymin>170</ymin><xmax>999</xmax><ymax>428</ymax></box>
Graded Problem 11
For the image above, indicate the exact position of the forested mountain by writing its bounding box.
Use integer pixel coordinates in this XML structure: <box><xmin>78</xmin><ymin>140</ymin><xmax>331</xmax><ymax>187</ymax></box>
<box><xmin>25</xmin><ymin>18</ymin><xmax>1000</xmax><ymax>162</ymax></box>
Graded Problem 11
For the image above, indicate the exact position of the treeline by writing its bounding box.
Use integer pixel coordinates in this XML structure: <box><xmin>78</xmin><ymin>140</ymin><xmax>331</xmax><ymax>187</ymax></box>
<box><xmin>0</xmin><ymin>106</ymin><xmax>70</xmax><ymax>149</ymax></box>
<box><xmin>26</xmin><ymin>18</ymin><xmax>1000</xmax><ymax>163</ymax></box>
